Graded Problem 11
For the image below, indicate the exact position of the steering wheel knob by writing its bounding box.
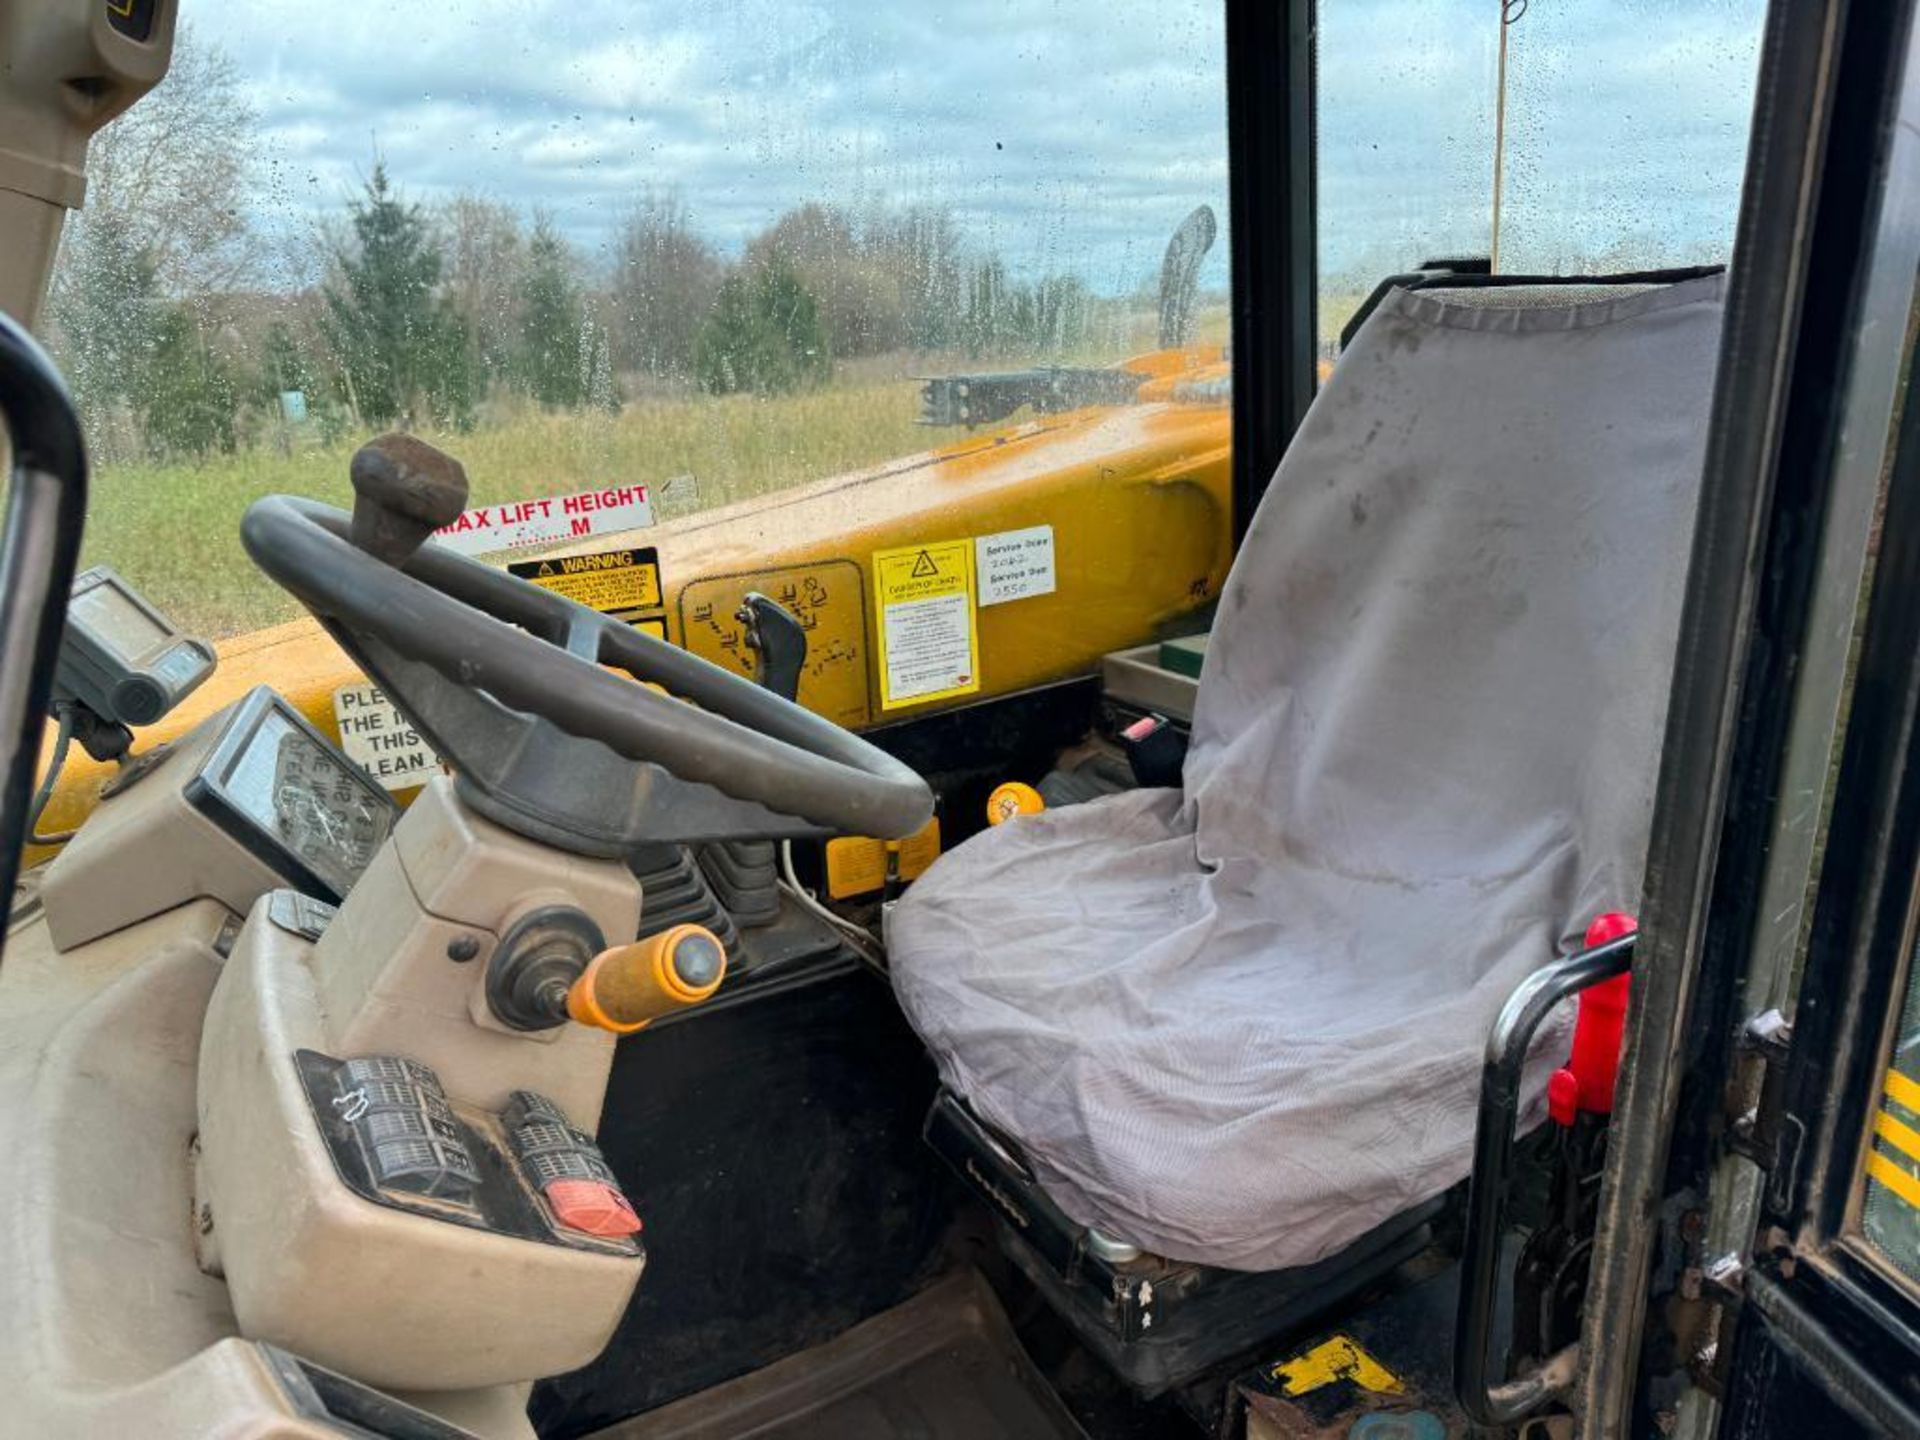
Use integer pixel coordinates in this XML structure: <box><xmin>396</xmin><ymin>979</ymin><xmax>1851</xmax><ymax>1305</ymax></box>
<box><xmin>349</xmin><ymin>433</ymin><xmax>470</xmax><ymax>567</ymax></box>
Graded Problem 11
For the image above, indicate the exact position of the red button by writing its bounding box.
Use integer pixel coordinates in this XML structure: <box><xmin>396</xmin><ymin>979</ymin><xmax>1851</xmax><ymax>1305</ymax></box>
<box><xmin>545</xmin><ymin>1179</ymin><xmax>642</xmax><ymax>1238</ymax></box>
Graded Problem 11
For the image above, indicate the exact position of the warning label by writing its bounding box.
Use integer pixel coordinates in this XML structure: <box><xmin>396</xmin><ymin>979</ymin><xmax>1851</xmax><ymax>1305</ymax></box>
<box><xmin>824</xmin><ymin>817</ymin><xmax>943</xmax><ymax>899</ymax></box>
<box><xmin>432</xmin><ymin>484</ymin><xmax>654</xmax><ymax>556</ymax></box>
<box><xmin>332</xmin><ymin>683</ymin><xmax>443</xmax><ymax>792</ymax></box>
<box><xmin>509</xmin><ymin>546</ymin><xmax>661</xmax><ymax>613</ymax></box>
<box><xmin>873</xmin><ymin>539</ymin><xmax>979</xmax><ymax>709</ymax></box>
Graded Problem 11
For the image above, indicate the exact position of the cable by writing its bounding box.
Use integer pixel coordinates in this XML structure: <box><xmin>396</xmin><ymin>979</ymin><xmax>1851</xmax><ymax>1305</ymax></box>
<box><xmin>778</xmin><ymin>839</ymin><xmax>886</xmax><ymax>968</ymax></box>
<box><xmin>27</xmin><ymin>703</ymin><xmax>77</xmax><ymax>847</ymax></box>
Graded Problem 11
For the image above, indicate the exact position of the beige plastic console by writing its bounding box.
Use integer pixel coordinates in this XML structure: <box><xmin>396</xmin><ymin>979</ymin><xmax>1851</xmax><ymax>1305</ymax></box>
<box><xmin>0</xmin><ymin>892</ymin><xmax>539</xmax><ymax>1436</ymax></box>
<box><xmin>0</xmin><ymin>0</ymin><xmax>178</xmax><ymax>326</ymax></box>
<box><xmin>41</xmin><ymin>704</ymin><xmax>288</xmax><ymax>951</ymax></box>
<box><xmin>197</xmin><ymin>778</ymin><xmax>647</xmax><ymax>1391</ymax></box>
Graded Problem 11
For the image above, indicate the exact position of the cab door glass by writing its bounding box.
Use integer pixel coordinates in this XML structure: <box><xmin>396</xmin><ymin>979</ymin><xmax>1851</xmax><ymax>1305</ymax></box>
<box><xmin>1317</xmin><ymin>0</ymin><xmax>1767</xmax><ymax>356</ymax></box>
<box><xmin>46</xmin><ymin>3</ymin><xmax>1231</xmax><ymax>644</ymax></box>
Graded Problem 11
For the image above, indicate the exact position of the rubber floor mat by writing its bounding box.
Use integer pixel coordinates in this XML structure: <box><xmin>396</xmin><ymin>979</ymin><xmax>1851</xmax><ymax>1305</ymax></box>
<box><xmin>591</xmin><ymin>1270</ymin><xmax>1083</xmax><ymax>1439</ymax></box>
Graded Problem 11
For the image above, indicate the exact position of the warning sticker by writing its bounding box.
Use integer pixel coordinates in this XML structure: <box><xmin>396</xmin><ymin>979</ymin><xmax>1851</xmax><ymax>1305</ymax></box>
<box><xmin>509</xmin><ymin>545</ymin><xmax>661</xmax><ymax>613</ymax></box>
<box><xmin>976</xmin><ymin>524</ymin><xmax>1056</xmax><ymax>606</ymax></box>
<box><xmin>1271</xmin><ymin>1335</ymin><xmax>1403</xmax><ymax>1397</ymax></box>
<box><xmin>433</xmin><ymin>484</ymin><xmax>654</xmax><ymax>557</ymax></box>
<box><xmin>824</xmin><ymin>817</ymin><xmax>943</xmax><ymax>899</ymax></box>
<box><xmin>873</xmin><ymin>540</ymin><xmax>979</xmax><ymax>709</ymax></box>
<box><xmin>332</xmin><ymin>683</ymin><xmax>443</xmax><ymax>792</ymax></box>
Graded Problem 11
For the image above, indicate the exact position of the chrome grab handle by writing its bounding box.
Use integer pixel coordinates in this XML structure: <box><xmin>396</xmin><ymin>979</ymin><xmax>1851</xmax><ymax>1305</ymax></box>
<box><xmin>1453</xmin><ymin>930</ymin><xmax>1637</xmax><ymax>1427</ymax></box>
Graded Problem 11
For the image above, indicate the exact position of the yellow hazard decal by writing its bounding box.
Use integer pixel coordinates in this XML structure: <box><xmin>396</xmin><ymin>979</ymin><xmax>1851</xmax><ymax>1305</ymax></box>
<box><xmin>1272</xmin><ymin>1335</ymin><xmax>1403</xmax><ymax>1397</ymax></box>
<box><xmin>1868</xmin><ymin>1068</ymin><xmax>1920</xmax><ymax>1210</ymax></box>
<box><xmin>825</xmin><ymin>817</ymin><xmax>942</xmax><ymax>899</ymax></box>
<box><xmin>872</xmin><ymin>539</ymin><xmax>980</xmax><ymax>710</ymax></box>
<box><xmin>509</xmin><ymin>545</ymin><xmax>662</xmax><ymax>614</ymax></box>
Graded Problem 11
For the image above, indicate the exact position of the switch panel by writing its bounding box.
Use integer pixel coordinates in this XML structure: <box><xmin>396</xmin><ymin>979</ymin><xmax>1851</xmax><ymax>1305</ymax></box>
<box><xmin>296</xmin><ymin>1050</ymin><xmax>641</xmax><ymax>1257</ymax></box>
<box><xmin>504</xmin><ymin>1090</ymin><xmax>641</xmax><ymax>1238</ymax></box>
<box><xmin>335</xmin><ymin>1056</ymin><xmax>478</xmax><ymax>1203</ymax></box>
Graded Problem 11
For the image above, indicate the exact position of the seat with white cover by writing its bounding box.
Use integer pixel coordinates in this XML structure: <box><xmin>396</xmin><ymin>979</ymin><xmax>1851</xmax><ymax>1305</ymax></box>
<box><xmin>887</xmin><ymin>274</ymin><xmax>1726</xmax><ymax>1274</ymax></box>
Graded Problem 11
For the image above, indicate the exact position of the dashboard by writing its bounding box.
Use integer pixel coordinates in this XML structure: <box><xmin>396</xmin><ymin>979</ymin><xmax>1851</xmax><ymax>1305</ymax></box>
<box><xmin>186</xmin><ymin>686</ymin><xmax>398</xmax><ymax>903</ymax></box>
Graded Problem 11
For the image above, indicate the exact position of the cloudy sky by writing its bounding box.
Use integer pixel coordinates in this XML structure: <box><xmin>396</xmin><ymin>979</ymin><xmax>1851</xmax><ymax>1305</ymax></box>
<box><xmin>205</xmin><ymin>0</ymin><xmax>1766</xmax><ymax>294</ymax></box>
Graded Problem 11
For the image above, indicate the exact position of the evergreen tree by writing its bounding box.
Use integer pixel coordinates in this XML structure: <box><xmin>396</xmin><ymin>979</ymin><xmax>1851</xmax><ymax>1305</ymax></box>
<box><xmin>141</xmin><ymin>306</ymin><xmax>239</xmax><ymax>460</ymax></box>
<box><xmin>322</xmin><ymin>165</ymin><xmax>472</xmax><ymax>428</ymax></box>
<box><xmin>258</xmin><ymin>320</ymin><xmax>311</xmax><ymax>400</ymax></box>
<box><xmin>517</xmin><ymin>216</ymin><xmax>587</xmax><ymax>409</ymax></box>
<box><xmin>694</xmin><ymin>260</ymin><xmax>831</xmax><ymax>396</ymax></box>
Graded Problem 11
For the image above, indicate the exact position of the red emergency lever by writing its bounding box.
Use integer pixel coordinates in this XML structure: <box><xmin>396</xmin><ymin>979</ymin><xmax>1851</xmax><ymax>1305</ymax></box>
<box><xmin>1546</xmin><ymin>912</ymin><xmax>1636</xmax><ymax>1125</ymax></box>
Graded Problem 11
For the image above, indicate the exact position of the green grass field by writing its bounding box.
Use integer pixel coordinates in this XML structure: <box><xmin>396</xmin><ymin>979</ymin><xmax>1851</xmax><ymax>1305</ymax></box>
<box><xmin>79</xmin><ymin>304</ymin><xmax>1263</xmax><ymax>640</ymax></box>
<box><xmin>84</xmin><ymin>379</ymin><xmax>932</xmax><ymax>639</ymax></box>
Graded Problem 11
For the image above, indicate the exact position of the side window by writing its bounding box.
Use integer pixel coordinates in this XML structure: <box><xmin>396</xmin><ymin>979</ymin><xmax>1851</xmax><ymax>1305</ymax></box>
<box><xmin>1316</xmin><ymin>0</ymin><xmax>1767</xmax><ymax>358</ymax></box>
<box><xmin>46</xmin><ymin>6</ymin><xmax>1231</xmax><ymax>646</ymax></box>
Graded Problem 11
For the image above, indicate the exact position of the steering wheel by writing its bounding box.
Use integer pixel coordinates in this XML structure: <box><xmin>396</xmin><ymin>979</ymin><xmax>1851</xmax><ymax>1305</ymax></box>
<box><xmin>240</xmin><ymin>435</ymin><xmax>933</xmax><ymax>851</ymax></box>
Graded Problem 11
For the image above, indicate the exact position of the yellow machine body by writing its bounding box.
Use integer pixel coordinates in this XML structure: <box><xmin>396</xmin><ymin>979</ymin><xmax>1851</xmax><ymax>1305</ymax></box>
<box><xmin>29</xmin><ymin>352</ymin><xmax>1232</xmax><ymax>859</ymax></box>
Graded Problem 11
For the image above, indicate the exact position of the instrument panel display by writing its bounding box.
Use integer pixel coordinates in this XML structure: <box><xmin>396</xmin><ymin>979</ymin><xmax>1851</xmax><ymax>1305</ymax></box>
<box><xmin>188</xmin><ymin>687</ymin><xmax>398</xmax><ymax>902</ymax></box>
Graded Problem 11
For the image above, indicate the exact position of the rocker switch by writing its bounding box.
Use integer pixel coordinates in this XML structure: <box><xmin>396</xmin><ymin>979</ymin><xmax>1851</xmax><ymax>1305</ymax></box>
<box><xmin>335</xmin><ymin>1056</ymin><xmax>479</xmax><ymax>1204</ymax></box>
<box><xmin>502</xmin><ymin>1090</ymin><xmax>641</xmax><ymax>1238</ymax></box>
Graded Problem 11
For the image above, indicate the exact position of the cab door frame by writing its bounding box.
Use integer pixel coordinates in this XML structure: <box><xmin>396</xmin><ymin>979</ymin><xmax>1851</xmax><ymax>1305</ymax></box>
<box><xmin>1711</xmin><ymin>6</ymin><xmax>1920</xmax><ymax>1412</ymax></box>
<box><xmin>1223</xmin><ymin>0</ymin><xmax>1316</xmax><ymax>541</ymax></box>
<box><xmin>1717</xmin><ymin>333</ymin><xmax>1920</xmax><ymax>1426</ymax></box>
<box><xmin>1572</xmin><ymin>0</ymin><xmax>1920</xmax><ymax>1431</ymax></box>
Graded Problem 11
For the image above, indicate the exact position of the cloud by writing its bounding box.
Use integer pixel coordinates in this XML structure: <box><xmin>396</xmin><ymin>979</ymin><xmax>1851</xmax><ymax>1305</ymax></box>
<box><xmin>202</xmin><ymin>0</ymin><xmax>1765</xmax><ymax>295</ymax></box>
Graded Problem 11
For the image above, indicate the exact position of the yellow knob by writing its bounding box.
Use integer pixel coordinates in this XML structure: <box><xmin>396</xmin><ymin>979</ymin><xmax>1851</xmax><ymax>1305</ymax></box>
<box><xmin>567</xmin><ymin>924</ymin><xmax>727</xmax><ymax>1035</ymax></box>
<box><xmin>986</xmin><ymin>781</ymin><xmax>1046</xmax><ymax>826</ymax></box>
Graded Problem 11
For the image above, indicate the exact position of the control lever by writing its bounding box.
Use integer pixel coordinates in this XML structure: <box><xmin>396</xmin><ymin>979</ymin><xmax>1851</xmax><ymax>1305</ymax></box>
<box><xmin>568</xmin><ymin>924</ymin><xmax>727</xmax><ymax>1034</ymax></box>
<box><xmin>736</xmin><ymin>592</ymin><xmax>806</xmax><ymax>702</ymax></box>
<box><xmin>348</xmin><ymin>434</ymin><xmax>470</xmax><ymax>567</ymax></box>
<box><xmin>488</xmin><ymin>906</ymin><xmax>726</xmax><ymax>1034</ymax></box>
<box><xmin>691</xmin><ymin>594</ymin><xmax>808</xmax><ymax>930</ymax></box>
<box><xmin>631</xmin><ymin>593</ymin><xmax>806</xmax><ymax>943</ymax></box>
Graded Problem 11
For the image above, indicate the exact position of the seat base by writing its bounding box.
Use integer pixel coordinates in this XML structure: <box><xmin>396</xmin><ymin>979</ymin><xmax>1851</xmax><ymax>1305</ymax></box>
<box><xmin>924</xmin><ymin>1090</ymin><xmax>1450</xmax><ymax>1395</ymax></box>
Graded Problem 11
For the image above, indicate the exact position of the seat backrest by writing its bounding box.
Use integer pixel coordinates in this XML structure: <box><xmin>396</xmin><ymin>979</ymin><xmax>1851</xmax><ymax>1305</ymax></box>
<box><xmin>1186</xmin><ymin>276</ymin><xmax>1725</xmax><ymax>945</ymax></box>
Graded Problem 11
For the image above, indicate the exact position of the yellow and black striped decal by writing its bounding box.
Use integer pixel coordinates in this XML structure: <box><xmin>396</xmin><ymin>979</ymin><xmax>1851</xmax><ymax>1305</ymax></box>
<box><xmin>1866</xmin><ymin>1066</ymin><xmax>1920</xmax><ymax>1211</ymax></box>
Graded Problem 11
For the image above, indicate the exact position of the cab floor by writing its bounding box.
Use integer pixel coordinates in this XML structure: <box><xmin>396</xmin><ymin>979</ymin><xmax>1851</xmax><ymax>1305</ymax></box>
<box><xmin>591</xmin><ymin>1270</ymin><xmax>1083</xmax><ymax>1440</ymax></box>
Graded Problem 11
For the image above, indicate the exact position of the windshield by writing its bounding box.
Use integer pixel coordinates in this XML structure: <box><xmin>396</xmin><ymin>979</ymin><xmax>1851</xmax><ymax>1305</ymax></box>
<box><xmin>49</xmin><ymin>2</ymin><xmax>1232</xmax><ymax>641</ymax></box>
<box><xmin>44</xmin><ymin>1</ymin><xmax>1769</xmax><ymax>658</ymax></box>
<box><xmin>1318</xmin><ymin>0</ymin><xmax>1766</xmax><ymax>351</ymax></box>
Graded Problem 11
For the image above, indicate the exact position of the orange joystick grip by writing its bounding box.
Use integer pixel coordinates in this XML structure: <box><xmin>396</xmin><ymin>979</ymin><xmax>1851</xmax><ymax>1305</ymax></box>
<box><xmin>567</xmin><ymin>924</ymin><xmax>727</xmax><ymax>1035</ymax></box>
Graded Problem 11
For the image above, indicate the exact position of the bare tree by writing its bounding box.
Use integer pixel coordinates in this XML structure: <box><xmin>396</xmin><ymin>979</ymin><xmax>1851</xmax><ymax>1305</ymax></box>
<box><xmin>608</xmin><ymin>192</ymin><xmax>722</xmax><ymax>385</ymax></box>
<box><xmin>56</xmin><ymin>24</ymin><xmax>260</xmax><ymax>298</ymax></box>
<box><xmin>864</xmin><ymin>206</ymin><xmax>967</xmax><ymax>352</ymax></box>
<box><xmin>45</xmin><ymin>25</ymin><xmax>259</xmax><ymax>456</ymax></box>
<box><xmin>437</xmin><ymin>192</ymin><xmax>527</xmax><ymax>387</ymax></box>
<box><xmin>745</xmin><ymin>203</ymin><xmax>906</xmax><ymax>359</ymax></box>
